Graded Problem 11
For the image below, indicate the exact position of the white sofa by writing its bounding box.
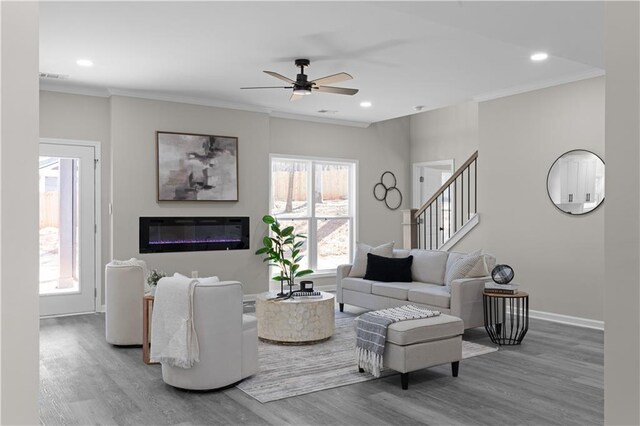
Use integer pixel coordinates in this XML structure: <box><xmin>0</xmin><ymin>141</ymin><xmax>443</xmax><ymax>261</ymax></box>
<box><xmin>337</xmin><ymin>249</ymin><xmax>495</xmax><ymax>330</ymax></box>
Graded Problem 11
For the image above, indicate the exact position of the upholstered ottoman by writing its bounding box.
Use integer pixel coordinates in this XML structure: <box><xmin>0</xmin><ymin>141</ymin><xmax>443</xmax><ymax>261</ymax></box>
<box><xmin>361</xmin><ymin>314</ymin><xmax>464</xmax><ymax>389</ymax></box>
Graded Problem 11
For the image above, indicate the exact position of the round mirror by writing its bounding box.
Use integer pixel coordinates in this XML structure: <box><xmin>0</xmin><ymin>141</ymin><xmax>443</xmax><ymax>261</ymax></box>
<box><xmin>547</xmin><ymin>149</ymin><xmax>605</xmax><ymax>215</ymax></box>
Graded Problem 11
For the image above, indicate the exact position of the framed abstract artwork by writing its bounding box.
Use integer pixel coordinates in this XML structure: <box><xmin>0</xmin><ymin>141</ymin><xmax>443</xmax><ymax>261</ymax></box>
<box><xmin>156</xmin><ymin>131</ymin><xmax>239</xmax><ymax>201</ymax></box>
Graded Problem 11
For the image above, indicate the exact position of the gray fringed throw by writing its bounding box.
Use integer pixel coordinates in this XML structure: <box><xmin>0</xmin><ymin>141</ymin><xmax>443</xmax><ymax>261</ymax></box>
<box><xmin>355</xmin><ymin>305</ymin><xmax>440</xmax><ymax>377</ymax></box>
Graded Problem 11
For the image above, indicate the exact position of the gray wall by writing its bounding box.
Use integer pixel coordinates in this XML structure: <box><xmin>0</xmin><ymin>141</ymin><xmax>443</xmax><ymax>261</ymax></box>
<box><xmin>39</xmin><ymin>92</ymin><xmax>411</xmax><ymax>296</ymax></box>
<box><xmin>270</xmin><ymin>116</ymin><xmax>410</xmax><ymax>247</ymax></box>
<box><xmin>478</xmin><ymin>77</ymin><xmax>605</xmax><ymax>321</ymax></box>
<box><xmin>409</xmin><ymin>77</ymin><xmax>605</xmax><ymax>322</ymax></box>
<box><xmin>604</xmin><ymin>1</ymin><xmax>640</xmax><ymax>423</ymax></box>
<box><xmin>269</xmin><ymin>117</ymin><xmax>410</xmax><ymax>287</ymax></box>
<box><xmin>0</xmin><ymin>2</ymin><xmax>40</xmax><ymax>423</ymax></box>
<box><xmin>410</xmin><ymin>101</ymin><xmax>479</xmax><ymax>169</ymax></box>
<box><xmin>39</xmin><ymin>92</ymin><xmax>111</xmax><ymax>300</ymax></box>
<box><xmin>110</xmin><ymin>96</ymin><xmax>271</xmax><ymax>296</ymax></box>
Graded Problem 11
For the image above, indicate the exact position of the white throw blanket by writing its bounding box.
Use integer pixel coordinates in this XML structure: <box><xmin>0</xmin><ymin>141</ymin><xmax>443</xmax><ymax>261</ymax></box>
<box><xmin>150</xmin><ymin>277</ymin><xmax>199</xmax><ymax>368</ymax></box>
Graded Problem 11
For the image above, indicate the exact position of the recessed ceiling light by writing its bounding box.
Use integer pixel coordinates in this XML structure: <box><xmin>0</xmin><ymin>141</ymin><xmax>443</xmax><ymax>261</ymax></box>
<box><xmin>530</xmin><ymin>52</ymin><xmax>548</xmax><ymax>62</ymax></box>
<box><xmin>360</xmin><ymin>101</ymin><xmax>372</xmax><ymax>108</ymax></box>
<box><xmin>76</xmin><ymin>59</ymin><xmax>94</xmax><ymax>67</ymax></box>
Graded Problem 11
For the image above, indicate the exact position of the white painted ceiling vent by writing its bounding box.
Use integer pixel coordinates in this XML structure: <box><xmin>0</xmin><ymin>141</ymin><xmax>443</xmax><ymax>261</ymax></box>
<box><xmin>39</xmin><ymin>72</ymin><xmax>69</xmax><ymax>80</ymax></box>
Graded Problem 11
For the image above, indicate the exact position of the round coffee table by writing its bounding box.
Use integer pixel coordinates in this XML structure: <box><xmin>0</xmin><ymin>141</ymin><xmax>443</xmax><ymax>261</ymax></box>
<box><xmin>255</xmin><ymin>291</ymin><xmax>335</xmax><ymax>345</ymax></box>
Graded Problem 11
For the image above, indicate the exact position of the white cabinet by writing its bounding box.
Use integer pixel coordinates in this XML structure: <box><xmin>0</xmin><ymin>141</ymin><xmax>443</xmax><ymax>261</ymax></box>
<box><xmin>547</xmin><ymin>150</ymin><xmax>605</xmax><ymax>215</ymax></box>
<box><xmin>559</xmin><ymin>157</ymin><xmax>598</xmax><ymax>204</ymax></box>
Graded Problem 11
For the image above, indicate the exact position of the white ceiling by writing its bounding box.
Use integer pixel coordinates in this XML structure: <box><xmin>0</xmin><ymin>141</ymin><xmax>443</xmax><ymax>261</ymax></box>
<box><xmin>39</xmin><ymin>1</ymin><xmax>605</xmax><ymax>126</ymax></box>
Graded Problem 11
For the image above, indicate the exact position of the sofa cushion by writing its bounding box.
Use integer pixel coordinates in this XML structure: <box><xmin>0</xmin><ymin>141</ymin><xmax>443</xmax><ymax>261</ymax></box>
<box><xmin>364</xmin><ymin>254</ymin><xmax>413</xmax><ymax>282</ymax></box>
<box><xmin>349</xmin><ymin>242</ymin><xmax>395</xmax><ymax>278</ymax></box>
<box><xmin>371</xmin><ymin>282</ymin><xmax>428</xmax><ymax>300</ymax></box>
<box><xmin>408</xmin><ymin>286</ymin><xmax>451</xmax><ymax>308</ymax></box>
<box><xmin>341</xmin><ymin>277</ymin><xmax>376</xmax><ymax>294</ymax></box>
<box><xmin>386</xmin><ymin>314</ymin><xmax>464</xmax><ymax>346</ymax></box>
<box><xmin>445</xmin><ymin>249</ymin><xmax>488</xmax><ymax>286</ymax></box>
<box><xmin>409</xmin><ymin>249</ymin><xmax>449</xmax><ymax>285</ymax></box>
<box><xmin>393</xmin><ymin>249</ymin><xmax>411</xmax><ymax>258</ymax></box>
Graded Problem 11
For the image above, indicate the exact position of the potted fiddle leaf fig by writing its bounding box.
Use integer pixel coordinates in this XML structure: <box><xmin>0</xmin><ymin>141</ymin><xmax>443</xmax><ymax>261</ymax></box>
<box><xmin>255</xmin><ymin>214</ymin><xmax>314</xmax><ymax>296</ymax></box>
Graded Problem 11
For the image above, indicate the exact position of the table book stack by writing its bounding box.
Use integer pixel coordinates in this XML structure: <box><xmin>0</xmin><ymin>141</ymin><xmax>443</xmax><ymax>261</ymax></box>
<box><xmin>485</xmin><ymin>282</ymin><xmax>519</xmax><ymax>295</ymax></box>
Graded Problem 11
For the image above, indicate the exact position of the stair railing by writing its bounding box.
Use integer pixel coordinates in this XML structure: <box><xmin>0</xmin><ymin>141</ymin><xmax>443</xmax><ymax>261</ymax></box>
<box><xmin>415</xmin><ymin>151</ymin><xmax>478</xmax><ymax>250</ymax></box>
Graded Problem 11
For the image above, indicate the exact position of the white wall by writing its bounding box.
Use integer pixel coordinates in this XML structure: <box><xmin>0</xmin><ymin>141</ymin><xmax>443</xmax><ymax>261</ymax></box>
<box><xmin>0</xmin><ymin>2</ymin><xmax>40</xmax><ymax>423</ymax></box>
<box><xmin>604</xmin><ymin>2</ymin><xmax>640</xmax><ymax>423</ymax></box>
<box><xmin>39</xmin><ymin>91</ymin><xmax>111</xmax><ymax>300</ymax></box>
<box><xmin>110</xmin><ymin>96</ymin><xmax>271</xmax><ymax>295</ymax></box>
<box><xmin>409</xmin><ymin>77</ymin><xmax>605</xmax><ymax>322</ymax></box>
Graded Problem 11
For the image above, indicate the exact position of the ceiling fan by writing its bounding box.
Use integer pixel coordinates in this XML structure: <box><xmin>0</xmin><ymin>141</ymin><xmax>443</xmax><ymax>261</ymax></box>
<box><xmin>241</xmin><ymin>59</ymin><xmax>359</xmax><ymax>101</ymax></box>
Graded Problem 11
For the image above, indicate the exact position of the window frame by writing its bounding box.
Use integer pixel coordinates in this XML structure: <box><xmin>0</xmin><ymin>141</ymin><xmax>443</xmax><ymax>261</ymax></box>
<box><xmin>269</xmin><ymin>153</ymin><xmax>358</xmax><ymax>275</ymax></box>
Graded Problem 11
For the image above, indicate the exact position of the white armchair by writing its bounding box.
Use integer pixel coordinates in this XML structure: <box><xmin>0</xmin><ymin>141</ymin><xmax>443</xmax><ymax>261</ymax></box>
<box><xmin>159</xmin><ymin>279</ymin><xmax>258</xmax><ymax>390</ymax></box>
<box><xmin>105</xmin><ymin>259</ymin><xmax>146</xmax><ymax>345</ymax></box>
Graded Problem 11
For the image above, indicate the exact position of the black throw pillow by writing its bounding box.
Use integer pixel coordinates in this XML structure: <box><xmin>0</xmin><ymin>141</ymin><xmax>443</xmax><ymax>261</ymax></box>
<box><xmin>363</xmin><ymin>253</ymin><xmax>413</xmax><ymax>282</ymax></box>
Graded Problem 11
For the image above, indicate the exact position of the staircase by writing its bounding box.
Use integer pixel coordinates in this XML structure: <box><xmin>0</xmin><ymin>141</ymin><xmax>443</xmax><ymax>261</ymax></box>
<box><xmin>404</xmin><ymin>151</ymin><xmax>479</xmax><ymax>251</ymax></box>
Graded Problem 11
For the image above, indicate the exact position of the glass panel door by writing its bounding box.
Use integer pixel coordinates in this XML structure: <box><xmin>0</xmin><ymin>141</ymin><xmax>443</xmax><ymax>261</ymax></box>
<box><xmin>39</xmin><ymin>143</ymin><xmax>96</xmax><ymax>316</ymax></box>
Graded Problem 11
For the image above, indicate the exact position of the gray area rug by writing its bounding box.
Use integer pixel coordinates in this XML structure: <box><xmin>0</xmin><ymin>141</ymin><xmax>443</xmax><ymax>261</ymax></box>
<box><xmin>237</xmin><ymin>316</ymin><xmax>498</xmax><ymax>403</ymax></box>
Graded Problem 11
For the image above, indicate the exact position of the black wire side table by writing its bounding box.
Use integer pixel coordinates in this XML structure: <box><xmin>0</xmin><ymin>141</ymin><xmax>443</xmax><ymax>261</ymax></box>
<box><xmin>483</xmin><ymin>291</ymin><xmax>529</xmax><ymax>345</ymax></box>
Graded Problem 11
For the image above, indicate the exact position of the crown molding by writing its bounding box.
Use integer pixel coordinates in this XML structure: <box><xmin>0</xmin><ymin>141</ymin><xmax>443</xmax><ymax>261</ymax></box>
<box><xmin>106</xmin><ymin>88</ymin><xmax>272</xmax><ymax>115</ymax></box>
<box><xmin>39</xmin><ymin>82</ymin><xmax>372</xmax><ymax>128</ymax></box>
<box><xmin>39</xmin><ymin>81</ymin><xmax>111</xmax><ymax>98</ymax></box>
<box><xmin>473</xmin><ymin>68</ymin><xmax>605</xmax><ymax>103</ymax></box>
<box><xmin>269</xmin><ymin>111</ymin><xmax>371</xmax><ymax>128</ymax></box>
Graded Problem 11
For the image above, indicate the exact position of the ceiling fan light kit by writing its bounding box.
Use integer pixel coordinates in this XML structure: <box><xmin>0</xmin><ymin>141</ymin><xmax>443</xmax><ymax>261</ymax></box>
<box><xmin>242</xmin><ymin>58</ymin><xmax>359</xmax><ymax>101</ymax></box>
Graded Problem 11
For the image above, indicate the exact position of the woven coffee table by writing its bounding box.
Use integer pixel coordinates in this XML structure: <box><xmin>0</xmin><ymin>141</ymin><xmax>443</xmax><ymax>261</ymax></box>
<box><xmin>255</xmin><ymin>291</ymin><xmax>335</xmax><ymax>345</ymax></box>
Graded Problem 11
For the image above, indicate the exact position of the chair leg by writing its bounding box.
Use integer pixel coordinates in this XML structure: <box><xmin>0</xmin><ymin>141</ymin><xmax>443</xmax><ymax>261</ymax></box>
<box><xmin>339</xmin><ymin>303</ymin><xmax>344</xmax><ymax>312</ymax></box>
<box><xmin>401</xmin><ymin>373</ymin><xmax>409</xmax><ymax>390</ymax></box>
<box><xmin>452</xmin><ymin>361</ymin><xmax>459</xmax><ymax>377</ymax></box>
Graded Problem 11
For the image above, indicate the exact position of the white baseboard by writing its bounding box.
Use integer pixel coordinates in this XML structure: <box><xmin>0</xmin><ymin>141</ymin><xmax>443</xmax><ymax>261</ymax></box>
<box><xmin>529</xmin><ymin>309</ymin><xmax>603</xmax><ymax>330</ymax></box>
<box><xmin>242</xmin><ymin>290</ymin><xmax>602</xmax><ymax>331</ymax></box>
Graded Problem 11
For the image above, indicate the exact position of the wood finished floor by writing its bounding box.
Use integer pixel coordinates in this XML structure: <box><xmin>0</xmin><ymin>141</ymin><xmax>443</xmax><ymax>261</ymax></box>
<box><xmin>39</xmin><ymin>304</ymin><xmax>603</xmax><ymax>426</ymax></box>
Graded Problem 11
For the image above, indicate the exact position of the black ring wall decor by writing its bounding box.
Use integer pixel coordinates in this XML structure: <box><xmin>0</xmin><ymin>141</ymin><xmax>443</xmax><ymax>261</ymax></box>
<box><xmin>373</xmin><ymin>171</ymin><xmax>403</xmax><ymax>210</ymax></box>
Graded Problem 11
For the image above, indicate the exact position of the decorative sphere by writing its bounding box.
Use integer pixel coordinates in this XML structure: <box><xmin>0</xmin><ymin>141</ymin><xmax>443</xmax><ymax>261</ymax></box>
<box><xmin>491</xmin><ymin>264</ymin><xmax>515</xmax><ymax>285</ymax></box>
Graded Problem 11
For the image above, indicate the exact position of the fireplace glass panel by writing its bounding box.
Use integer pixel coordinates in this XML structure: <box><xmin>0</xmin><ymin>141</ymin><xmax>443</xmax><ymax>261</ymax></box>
<box><xmin>140</xmin><ymin>217</ymin><xmax>249</xmax><ymax>253</ymax></box>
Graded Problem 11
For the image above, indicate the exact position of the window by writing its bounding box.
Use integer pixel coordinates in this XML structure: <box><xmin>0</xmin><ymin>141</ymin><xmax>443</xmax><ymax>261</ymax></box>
<box><xmin>270</xmin><ymin>155</ymin><xmax>356</xmax><ymax>273</ymax></box>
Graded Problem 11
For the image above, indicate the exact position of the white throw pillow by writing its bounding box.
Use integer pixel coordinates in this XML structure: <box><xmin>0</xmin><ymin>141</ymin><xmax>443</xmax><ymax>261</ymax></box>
<box><xmin>348</xmin><ymin>242</ymin><xmax>394</xmax><ymax>278</ymax></box>
<box><xmin>197</xmin><ymin>276</ymin><xmax>221</xmax><ymax>285</ymax></box>
<box><xmin>444</xmin><ymin>249</ymin><xmax>488</xmax><ymax>287</ymax></box>
<box><xmin>173</xmin><ymin>272</ymin><xmax>220</xmax><ymax>285</ymax></box>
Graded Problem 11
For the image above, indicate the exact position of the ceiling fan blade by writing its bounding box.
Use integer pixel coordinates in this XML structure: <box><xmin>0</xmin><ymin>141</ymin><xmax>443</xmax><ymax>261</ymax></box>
<box><xmin>240</xmin><ymin>86</ymin><xmax>292</xmax><ymax>89</ymax></box>
<box><xmin>310</xmin><ymin>72</ymin><xmax>353</xmax><ymax>86</ymax></box>
<box><xmin>290</xmin><ymin>93</ymin><xmax>305</xmax><ymax>102</ymax></box>
<box><xmin>314</xmin><ymin>86</ymin><xmax>359</xmax><ymax>96</ymax></box>
<box><xmin>264</xmin><ymin>71</ymin><xmax>295</xmax><ymax>84</ymax></box>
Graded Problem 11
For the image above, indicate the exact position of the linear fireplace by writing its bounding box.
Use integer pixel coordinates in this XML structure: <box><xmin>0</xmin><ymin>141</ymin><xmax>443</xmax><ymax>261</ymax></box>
<box><xmin>139</xmin><ymin>216</ymin><xmax>250</xmax><ymax>253</ymax></box>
